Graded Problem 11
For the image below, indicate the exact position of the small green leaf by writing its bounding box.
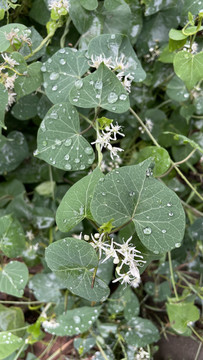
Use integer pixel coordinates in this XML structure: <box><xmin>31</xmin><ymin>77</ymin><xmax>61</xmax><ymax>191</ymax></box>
<box><xmin>29</xmin><ymin>273</ymin><xmax>64</xmax><ymax>302</ymax></box>
<box><xmin>169</xmin><ymin>29</ymin><xmax>188</xmax><ymax>40</ymax></box>
<box><xmin>137</xmin><ymin>146</ymin><xmax>171</xmax><ymax>176</ymax></box>
<box><xmin>0</xmin><ymin>23</ymin><xmax>27</xmax><ymax>52</ymax></box>
<box><xmin>166</xmin><ymin>76</ymin><xmax>190</xmax><ymax>102</ymax></box>
<box><xmin>0</xmin><ymin>304</ymin><xmax>25</xmax><ymax>337</ymax></box>
<box><xmin>0</xmin><ymin>261</ymin><xmax>29</xmax><ymax>297</ymax></box>
<box><xmin>0</xmin><ymin>179</ymin><xmax>25</xmax><ymax>208</ymax></box>
<box><xmin>124</xmin><ymin>317</ymin><xmax>160</xmax><ymax>347</ymax></box>
<box><xmin>0</xmin><ymin>214</ymin><xmax>26</xmax><ymax>257</ymax></box>
<box><xmin>14</xmin><ymin>62</ymin><xmax>43</xmax><ymax>99</ymax></box>
<box><xmin>42</xmin><ymin>48</ymin><xmax>90</xmax><ymax>104</ymax></box>
<box><xmin>80</xmin><ymin>0</ymin><xmax>98</xmax><ymax>10</ymax></box>
<box><xmin>167</xmin><ymin>302</ymin><xmax>200</xmax><ymax>334</ymax></box>
<box><xmin>183</xmin><ymin>25</ymin><xmax>203</xmax><ymax>36</ymax></box>
<box><xmin>91</xmin><ymin>159</ymin><xmax>185</xmax><ymax>253</ymax></box>
<box><xmin>164</xmin><ymin>132</ymin><xmax>203</xmax><ymax>154</ymax></box>
<box><xmin>35</xmin><ymin>181</ymin><xmax>55</xmax><ymax>197</ymax></box>
<box><xmin>45</xmin><ymin>238</ymin><xmax>110</xmax><ymax>302</ymax></box>
<box><xmin>87</xmin><ymin>33</ymin><xmax>146</xmax><ymax>83</ymax></box>
<box><xmin>11</xmin><ymin>94</ymin><xmax>39</xmax><ymax>120</ymax></box>
<box><xmin>35</xmin><ymin>102</ymin><xmax>95</xmax><ymax>171</ymax></box>
<box><xmin>0</xmin><ymin>332</ymin><xmax>24</xmax><ymax>360</ymax></box>
<box><xmin>0</xmin><ymin>83</ymin><xmax>8</xmax><ymax>129</ymax></box>
<box><xmin>69</xmin><ymin>63</ymin><xmax>130</xmax><ymax>113</ymax></box>
<box><xmin>74</xmin><ymin>336</ymin><xmax>96</xmax><ymax>356</ymax></box>
<box><xmin>174</xmin><ymin>51</ymin><xmax>203</xmax><ymax>90</ymax></box>
<box><xmin>56</xmin><ymin>168</ymin><xmax>104</xmax><ymax>232</ymax></box>
<box><xmin>144</xmin><ymin>281</ymin><xmax>171</xmax><ymax>302</ymax></box>
<box><xmin>43</xmin><ymin>306</ymin><xmax>100</xmax><ymax>335</ymax></box>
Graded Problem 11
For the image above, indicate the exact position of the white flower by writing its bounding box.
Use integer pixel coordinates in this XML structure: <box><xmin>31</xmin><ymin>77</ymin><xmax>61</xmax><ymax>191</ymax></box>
<box><xmin>191</xmin><ymin>42</ymin><xmax>198</xmax><ymax>54</ymax></box>
<box><xmin>105</xmin><ymin>122</ymin><xmax>124</xmax><ymax>140</ymax></box>
<box><xmin>101</xmin><ymin>239</ymin><xmax>119</xmax><ymax>264</ymax></box>
<box><xmin>107</xmin><ymin>143</ymin><xmax>124</xmax><ymax>160</ymax></box>
<box><xmin>89</xmin><ymin>54</ymin><xmax>113</xmax><ymax>69</ymax></box>
<box><xmin>48</xmin><ymin>0</ymin><xmax>70</xmax><ymax>11</ymax></box>
<box><xmin>5</xmin><ymin>28</ymin><xmax>19</xmax><ymax>44</ymax></box>
<box><xmin>90</xmin><ymin>232</ymin><xmax>105</xmax><ymax>259</ymax></box>
<box><xmin>4</xmin><ymin>73</ymin><xmax>17</xmax><ymax>90</ymax></box>
<box><xmin>145</xmin><ymin>118</ymin><xmax>153</xmax><ymax>132</ymax></box>
<box><xmin>123</xmin><ymin>73</ymin><xmax>134</xmax><ymax>93</ymax></box>
<box><xmin>114</xmin><ymin>54</ymin><xmax>129</xmax><ymax>71</ymax></box>
<box><xmin>2</xmin><ymin>53</ymin><xmax>19</xmax><ymax>67</ymax></box>
<box><xmin>6</xmin><ymin>91</ymin><xmax>16</xmax><ymax>110</ymax></box>
<box><xmin>25</xmin><ymin>230</ymin><xmax>35</xmax><ymax>241</ymax></box>
<box><xmin>135</xmin><ymin>347</ymin><xmax>150</xmax><ymax>360</ymax></box>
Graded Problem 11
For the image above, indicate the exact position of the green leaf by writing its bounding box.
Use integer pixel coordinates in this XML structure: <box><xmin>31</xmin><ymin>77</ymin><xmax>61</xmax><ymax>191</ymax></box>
<box><xmin>45</xmin><ymin>238</ymin><xmax>110</xmax><ymax>302</ymax></box>
<box><xmin>188</xmin><ymin>218</ymin><xmax>203</xmax><ymax>242</ymax></box>
<box><xmin>0</xmin><ymin>332</ymin><xmax>24</xmax><ymax>360</ymax></box>
<box><xmin>11</xmin><ymin>94</ymin><xmax>39</xmax><ymax>120</ymax></box>
<box><xmin>0</xmin><ymin>214</ymin><xmax>26</xmax><ymax>257</ymax></box>
<box><xmin>80</xmin><ymin>0</ymin><xmax>98</xmax><ymax>10</ymax></box>
<box><xmin>56</xmin><ymin>168</ymin><xmax>104</xmax><ymax>232</ymax></box>
<box><xmin>69</xmin><ymin>63</ymin><xmax>130</xmax><ymax>113</ymax></box>
<box><xmin>165</xmin><ymin>132</ymin><xmax>203</xmax><ymax>154</ymax></box>
<box><xmin>124</xmin><ymin>317</ymin><xmax>160</xmax><ymax>347</ymax></box>
<box><xmin>35</xmin><ymin>102</ymin><xmax>95</xmax><ymax>171</ymax></box>
<box><xmin>174</xmin><ymin>51</ymin><xmax>203</xmax><ymax>90</ymax></box>
<box><xmin>87</xmin><ymin>34</ymin><xmax>146</xmax><ymax>83</ymax></box>
<box><xmin>123</xmin><ymin>291</ymin><xmax>140</xmax><ymax>321</ymax></box>
<box><xmin>35</xmin><ymin>181</ymin><xmax>55</xmax><ymax>197</ymax></box>
<box><xmin>43</xmin><ymin>306</ymin><xmax>100</xmax><ymax>335</ymax></box>
<box><xmin>166</xmin><ymin>76</ymin><xmax>190</xmax><ymax>102</ymax></box>
<box><xmin>91</xmin><ymin>159</ymin><xmax>185</xmax><ymax>253</ymax></box>
<box><xmin>168</xmin><ymin>38</ymin><xmax>187</xmax><ymax>52</ymax></box>
<box><xmin>137</xmin><ymin>146</ymin><xmax>171</xmax><ymax>176</ymax></box>
<box><xmin>181</xmin><ymin>0</ymin><xmax>203</xmax><ymax>23</ymax></box>
<box><xmin>0</xmin><ymin>179</ymin><xmax>25</xmax><ymax>208</ymax></box>
<box><xmin>169</xmin><ymin>28</ymin><xmax>187</xmax><ymax>40</ymax></box>
<box><xmin>74</xmin><ymin>336</ymin><xmax>96</xmax><ymax>356</ymax></box>
<box><xmin>14</xmin><ymin>62</ymin><xmax>43</xmax><ymax>99</ymax></box>
<box><xmin>0</xmin><ymin>83</ymin><xmax>8</xmax><ymax>129</ymax></box>
<box><xmin>29</xmin><ymin>273</ymin><xmax>64</xmax><ymax>302</ymax></box>
<box><xmin>0</xmin><ymin>23</ymin><xmax>26</xmax><ymax>52</ymax></box>
<box><xmin>19</xmin><ymin>27</ymin><xmax>45</xmax><ymax>62</ymax></box>
<box><xmin>144</xmin><ymin>281</ymin><xmax>171</xmax><ymax>302</ymax></box>
<box><xmin>42</xmin><ymin>48</ymin><xmax>90</xmax><ymax>104</ymax></box>
<box><xmin>29</xmin><ymin>0</ymin><xmax>50</xmax><ymax>25</ymax></box>
<box><xmin>0</xmin><ymin>261</ymin><xmax>29</xmax><ymax>297</ymax></box>
<box><xmin>0</xmin><ymin>304</ymin><xmax>25</xmax><ymax>337</ymax></box>
<box><xmin>107</xmin><ymin>285</ymin><xmax>138</xmax><ymax>316</ymax></box>
<box><xmin>0</xmin><ymin>131</ymin><xmax>29</xmax><ymax>175</ymax></box>
<box><xmin>143</xmin><ymin>0</ymin><xmax>176</xmax><ymax>16</ymax></box>
<box><xmin>183</xmin><ymin>25</ymin><xmax>203</xmax><ymax>36</ymax></box>
<box><xmin>166</xmin><ymin>302</ymin><xmax>200</xmax><ymax>334</ymax></box>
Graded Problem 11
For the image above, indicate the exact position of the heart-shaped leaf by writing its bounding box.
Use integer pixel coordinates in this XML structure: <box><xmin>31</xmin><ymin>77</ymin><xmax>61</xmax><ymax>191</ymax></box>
<box><xmin>42</xmin><ymin>48</ymin><xmax>90</xmax><ymax>104</ymax></box>
<box><xmin>0</xmin><ymin>214</ymin><xmax>26</xmax><ymax>257</ymax></box>
<box><xmin>80</xmin><ymin>0</ymin><xmax>98</xmax><ymax>10</ymax></box>
<box><xmin>56</xmin><ymin>168</ymin><xmax>104</xmax><ymax>232</ymax></box>
<box><xmin>87</xmin><ymin>34</ymin><xmax>146</xmax><ymax>82</ymax></box>
<box><xmin>0</xmin><ymin>332</ymin><xmax>24</xmax><ymax>360</ymax></box>
<box><xmin>167</xmin><ymin>302</ymin><xmax>200</xmax><ymax>334</ymax></box>
<box><xmin>91</xmin><ymin>159</ymin><xmax>185</xmax><ymax>253</ymax></box>
<box><xmin>29</xmin><ymin>273</ymin><xmax>65</xmax><ymax>302</ymax></box>
<box><xmin>0</xmin><ymin>84</ymin><xmax>8</xmax><ymax>129</ymax></box>
<box><xmin>11</xmin><ymin>94</ymin><xmax>39</xmax><ymax>120</ymax></box>
<box><xmin>174</xmin><ymin>51</ymin><xmax>203</xmax><ymax>90</ymax></box>
<box><xmin>69</xmin><ymin>63</ymin><xmax>130</xmax><ymax>113</ymax></box>
<box><xmin>0</xmin><ymin>23</ymin><xmax>26</xmax><ymax>52</ymax></box>
<box><xmin>14</xmin><ymin>62</ymin><xmax>43</xmax><ymax>99</ymax></box>
<box><xmin>43</xmin><ymin>306</ymin><xmax>100</xmax><ymax>335</ymax></box>
<box><xmin>35</xmin><ymin>102</ymin><xmax>95</xmax><ymax>171</ymax></box>
<box><xmin>166</xmin><ymin>76</ymin><xmax>190</xmax><ymax>102</ymax></box>
<box><xmin>45</xmin><ymin>238</ymin><xmax>110</xmax><ymax>302</ymax></box>
<box><xmin>0</xmin><ymin>261</ymin><xmax>29</xmax><ymax>297</ymax></box>
<box><xmin>124</xmin><ymin>317</ymin><xmax>160</xmax><ymax>347</ymax></box>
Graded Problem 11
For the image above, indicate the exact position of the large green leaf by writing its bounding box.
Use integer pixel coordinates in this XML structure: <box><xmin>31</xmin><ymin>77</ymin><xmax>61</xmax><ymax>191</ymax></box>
<box><xmin>14</xmin><ymin>62</ymin><xmax>43</xmax><ymax>99</ymax></box>
<box><xmin>0</xmin><ymin>179</ymin><xmax>25</xmax><ymax>208</ymax></box>
<box><xmin>45</xmin><ymin>238</ymin><xmax>110</xmax><ymax>302</ymax></box>
<box><xmin>42</xmin><ymin>48</ymin><xmax>90</xmax><ymax>104</ymax></box>
<box><xmin>56</xmin><ymin>168</ymin><xmax>104</xmax><ymax>232</ymax></box>
<box><xmin>29</xmin><ymin>273</ymin><xmax>64</xmax><ymax>302</ymax></box>
<box><xmin>124</xmin><ymin>317</ymin><xmax>160</xmax><ymax>347</ymax></box>
<box><xmin>87</xmin><ymin>34</ymin><xmax>146</xmax><ymax>82</ymax></box>
<box><xmin>0</xmin><ymin>131</ymin><xmax>29</xmax><ymax>175</ymax></box>
<box><xmin>11</xmin><ymin>94</ymin><xmax>39</xmax><ymax>120</ymax></box>
<box><xmin>0</xmin><ymin>23</ymin><xmax>26</xmax><ymax>52</ymax></box>
<box><xmin>181</xmin><ymin>0</ymin><xmax>203</xmax><ymax>24</ymax></box>
<box><xmin>0</xmin><ymin>304</ymin><xmax>25</xmax><ymax>337</ymax></box>
<box><xmin>0</xmin><ymin>83</ymin><xmax>8</xmax><ymax>129</ymax></box>
<box><xmin>166</xmin><ymin>76</ymin><xmax>190</xmax><ymax>102</ymax></box>
<box><xmin>80</xmin><ymin>0</ymin><xmax>98</xmax><ymax>10</ymax></box>
<box><xmin>0</xmin><ymin>332</ymin><xmax>24</xmax><ymax>360</ymax></box>
<box><xmin>35</xmin><ymin>102</ymin><xmax>95</xmax><ymax>171</ymax></box>
<box><xmin>167</xmin><ymin>302</ymin><xmax>200</xmax><ymax>334</ymax></box>
<box><xmin>174</xmin><ymin>51</ymin><xmax>203</xmax><ymax>90</ymax></box>
<box><xmin>91</xmin><ymin>159</ymin><xmax>185</xmax><ymax>253</ymax></box>
<box><xmin>143</xmin><ymin>0</ymin><xmax>176</xmax><ymax>16</ymax></box>
<box><xmin>0</xmin><ymin>261</ymin><xmax>29</xmax><ymax>297</ymax></box>
<box><xmin>43</xmin><ymin>306</ymin><xmax>100</xmax><ymax>335</ymax></box>
<box><xmin>69</xmin><ymin>63</ymin><xmax>130</xmax><ymax>113</ymax></box>
<box><xmin>0</xmin><ymin>214</ymin><xmax>26</xmax><ymax>258</ymax></box>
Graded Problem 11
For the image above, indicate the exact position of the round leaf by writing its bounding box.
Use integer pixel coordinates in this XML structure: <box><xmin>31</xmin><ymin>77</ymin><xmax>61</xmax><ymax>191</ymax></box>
<box><xmin>0</xmin><ymin>214</ymin><xmax>26</xmax><ymax>257</ymax></box>
<box><xmin>0</xmin><ymin>332</ymin><xmax>24</xmax><ymax>360</ymax></box>
<box><xmin>166</xmin><ymin>76</ymin><xmax>190</xmax><ymax>102</ymax></box>
<box><xmin>0</xmin><ymin>261</ymin><xmax>29</xmax><ymax>298</ymax></box>
<box><xmin>167</xmin><ymin>302</ymin><xmax>200</xmax><ymax>334</ymax></box>
<box><xmin>174</xmin><ymin>51</ymin><xmax>203</xmax><ymax>90</ymax></box>
<box><xmin>35</xmin><ymin>102</ymin><xmax>95</xmax><ymax>171</ymax></box>
<box><xmin>124</xmin><ymin>317</ymin><xmax>160</xmax><ymax>347</ymax></box>
<box><xmin>137</xmin><ymin>146</ymin><xmax>171</xmax><ymax>176</ymax></box>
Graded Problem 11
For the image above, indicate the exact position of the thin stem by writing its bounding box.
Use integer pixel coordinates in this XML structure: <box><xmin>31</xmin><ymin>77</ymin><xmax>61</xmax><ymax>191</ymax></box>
<box><xmin>168</xmin><ymin>251</ymin><xmax>178</xmax><ymax>300</ymax></box>
<box><xmin>24</xmin><ymin>28</ymin><xmax>58</xmax><ymax>60</ymax></box>
<box><xmin>177</xmin><ymin>271</ymin><xmax>203</xmax><ymax>299</ymax></box>
<box><xmin>79</xmin><ymin>112</ymin><xmax>94</xmax><ymax>126</ymax></box>
<box><xmin>173</xmin><ymin>165</ymin><xmax>203</xmax><ymax>201</ymax></box>
<box><xmin>13</xmin><ymin>342</ymin><xmax>27</xmax><ymax>360</ymax></box>
<box><xmin>188</xmin><ymin>325</ymin><xmax>203</xmax><ymax>342</ymax></box>
<box><xmin>46</xmin><ymin>339</ymin><xmax>74</xmax><ymax>360</ymax></box>
<box><xmin>49</xmin><ymin>165</ymin><xmax>55</xmax><ymax>201</ymax></box>
<box><xmin>194</xmin><ymin>342</ymin><xmax>202</xmax><ymax>360</ymax></box>
<box><xmin>96</xmin><ymin>341</ymin><xmax>109</xmax><ymax>360</ymax></box>
<box><xmin>60</xmin><ymin>16</ymin><xmax>71</xmax><ymax>48</ymax></box>
<box><xmin>95</xmin><ymin>119</ymin><xmax>103</xmax><ymax>168</ymax></box>
<box><xmin>180</xmin><ymin>200</ymin><xmax>203</xmax><ymax>217</ymax></box>
<box><xmin>38</xmin><ymin>336</ymin><xmax>57</xmax><ymax>359</ymax></box>
<box><xmin>80</xmin><ymin>123</ymin><xmax>93</xmax><ymax>135</ymax></box>
<box><xmin>159</xmin><ymin>148</ymin><xmax>197</xmax><ymax>178</ymax></box>
<box><xmin>156</xmin><ymin>99</ymin><xmax>172</xmax><ymax>109</ymax></box>
<box><xmin>0</xmin><ymin>300</ymin><xmax>45</xmax><ymax>304</ymax></box>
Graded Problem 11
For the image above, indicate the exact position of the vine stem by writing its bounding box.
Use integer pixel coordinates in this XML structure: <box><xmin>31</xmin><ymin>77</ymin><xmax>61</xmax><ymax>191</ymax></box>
<box><xmin>188</xmin><ymin>325</ymin><xmax>203</xmax><ymax>342</ymax></box>
<box><xmin>168</xmin><ymin>251</ymin><xmax>179</xmax><ymax>300</ymax></box>
<box><xmin>45</xmin><ymin>339</ymin><xmax>74</xmax><ymax>360</ymax></box>
<box><xmin>0</xmin><ymin>300</ymin><xmax>45</xmax><ymax>304</ymax></box>
<box><xmin>130</xmin><ymin>107</ymin><xmax>203</xmax><ymax>201</ymax></box>
<box><xmin>13</xmin><ymin>342</ymin><xmax>27</xmax><ymax>360</ymax></box>
<box><xmin>24</xmin><ymin>27</ymin><xmax>59</xmax><ymax>60</ymax></box>
<box><xmin>60</xmin><ymin>16</ymin><xmax>71</xmax><ymax>48</ymax></box>
<box><xmin>158</xmin><ymin>148</ymin><xmax>197</xmax><ymax>178</ymax></box>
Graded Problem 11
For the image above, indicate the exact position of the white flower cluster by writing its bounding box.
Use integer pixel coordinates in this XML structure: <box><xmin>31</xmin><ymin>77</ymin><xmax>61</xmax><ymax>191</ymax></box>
<box><xmin>91</xmin><ymin>122</ymin><xmax>125</xmax><ymax>160</ymax></box>
<box><xmin>0</xmin><ymin>53</ymin><xmax>20</xmax><ymax>110</ymax></box>
<box><xmin>135</xmin><ymin>347</ymin><xmax>150</xmax><ymax>360</ymax></box>
<box><xmin>90</xmin><ymin>54</ymin><xmax>134</xmax><ymax>93</ymax></box>
<box><xmin>139</xmin><ymin>118</ymin><xmax>153</xmax><ymax>134</ymax></box>
<box><xmin>5</xmin><ymin>28</ymin><xmax>32</xmax><ymax>46</ymax></box>
<box><xmin>101</xmin><ymin>157</ymin><xmax>122</xmax><ymax>172</ymax></box>
<box><xmin>48</xmin><ymin>0</ymin><xmax>70</xmax><ymax>12</ymax></box>
<box><xmin>42</xmin><ymin>319</ymin><xmax>60</xmax><ymax>329</ymax></box>
<box><xmin>144</xmin><ymin>45</ymin><xmax>160</xmax><ymax>63</ymax></box>
<box><xmin>88</xmin><ymin>233</ymin><xmax>146</xmax><ymax>288</ymax></box>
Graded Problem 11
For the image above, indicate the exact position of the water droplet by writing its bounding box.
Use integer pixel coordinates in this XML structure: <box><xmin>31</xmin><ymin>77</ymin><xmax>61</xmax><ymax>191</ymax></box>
<box><xmin>169</xmin><ymin>212</ymin><xmax>173</xmax><ymax>217</ymax></box>
<box><xmin>73</xmin><ymin>98</ymin><xmax>78</xmax><ymax>102</ymax></box>
<box><xmin>167</xmin><ymin>203</ymin><xmax>172</xmax><ymax>207</ymax></box>
<box><xmin>41</xmin><ymin>65</ymin><xmax>46</xmax><ymax>72</ymax></box>
<box><xmin>65</xmin><ymin>163</ymin><xmax>72</xmax><ymax>170</ymax></box>
<box><xmin>55</xmin><ymin>139</ymin><xmax>61</xmax><ymax>145</ymax></box>
<box><xmin>59</xmin><ymin>48</ymin><xmax>65</xmax><ymax>53</ymax></box>
<box><xmin>59</xmin><ymin>58</ymin><xmax>66</xmax><ymax>65</ymax></box>
<box><xmin>95</xmin><ymin>80</ymin><xmax>103</xmax><ymax>90</ymax></box>
<box><xmin>50</xmin><ymin>72</ymin><xmax>59</xmax><ymax>80</ymax></box>
<box><xmin>146</xmin><ymin>168</ymin><xmax>153</xmax><ymax>177</ymax></box>
<box><xmin>43</xmin><ymin>82</ymin><xmax>48</xmax><ymax>88</ymax></box>
<box><xmin>162</xmin><ymin>229</ymin><xmax>166</xmax><ymax>234</ymax></box>
<box><xmin>85</xmin><ymin>147</ymin><xmax>93</xmax><ymax>155</ymax></box>
<box><xmin>102</xmin><ymin>192</ymin><xmax>106</xmax><ymax>196</ymax></box>
<box><xmin>52</xmin><ymin>85</ymin><xmax>58</xmax><ymax>91</ymax></box>
<box><xmin>119</xmin><ymin>94</ymin><xmax>127</xmax><ymax>100</ymax></box>
<box><xmin>112</xmin><ymin>106</ymin><xmax>116</xmax><ymax>111</ymax></box>
<box><xmin>80</xmin><ymin>164</ymin><xmax>85</xmax><ymax>170</ymax></box>
<box><xmin>41</xmin><ymin>121</ymin><xmax>46</xmax><ymax>132</ymax></box>
<box><xmin>108</xmin><ymin>92</ymin><xmax>118</xmax><ymax>104</ymax></box>
<box><xmin>111</xmin><ymin>34</ymin><xmax>116</xmax><ymax>39</ymax></box>
<box><xmin>42</xmin><ymin>140</ymin><xmax>47</xmax><ymax>146</ymax></box>
<box><xmin>64</xmin><ymin>138</ymin><xmax>72</xmax><ymax>146</ymax></box>
<box><xmin>143</xmin><ymin>227</ymin><xmax>152</xmax><ymax>235</ymax></box>
<box><xmin>89</xmin><ymin>80</ymin><xmax>94</xmax><ymax>85</ymax></box>
<box><xmin>96</xmin><ymin>94</ymin><xmax>100</xmax><ymax>99</ymax></box>
<box><xmin>48</xmin><ymin>58</ymin><xmax>52</xmax><ymax>63</ymax></box>
<box><xmin>153</xmin><ymin>250</ymin><xmax>159</xmax><ymax>254</ymax></box>
<box><xmin>64</xmin><ymin>154</ymin><xmax>70</xmax><ymax>160</ymax></box>
<box><xmin>175</xmin><ymin>242</ymin><xmax>181</xmax><ymax>248</ymax></box>
<box><xmin>129</xmin><ymin>191</ymin><xmax>135</xmax><ymax>196</ymax></box>
<box><xmin>73</xmin><ymin>315</ymin><xmax>81</xmax><ymax>324</ymax></box>
<box><xmin>75</xmin><ymin>79</ymin><xmax>83</xmax><ymax>89</ymax></box>
<box><xmin>74</xmin><ymin>158</ymin><xmax>80</xmax><ymax>163</ymax></box>
<box><xmin>63</xmin><ymin>219</ymin><xmax>67</xmax><ymax>223</ymax></box>
<box><xmin>184</xmin><ymin>93</ymin><xmax>189</xmax><ymax>98</ymax></box>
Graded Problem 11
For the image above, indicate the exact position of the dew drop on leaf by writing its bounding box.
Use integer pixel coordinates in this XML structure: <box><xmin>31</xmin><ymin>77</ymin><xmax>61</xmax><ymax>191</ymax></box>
<box><xmin>107</xmin><ymin>92</ymin><xmax>118</xmax><ymax>104</ymax></box>
<box><xmin>162</xmin><ymin>229</ymin><xmax>167</xmax><ymax>233</ymax></box>
<box><xmin>167</xmin><ymin>203</ymin><xmax>172</xmax><ymax>207</ymax></box>
<box><xmin>59</xmin><ymin>58</ymin><xmax>66</xmax><ymax>65</ymax></box>
<box><xmin>129</xmin><ymin>191</ymin><xmax>135</xmax><ymax>196</ymax></box>
<box><xmin>52</xmin><ymin>85</ymin><xmax>58</xmax><ymax>91</ymax></box>
<box><xmin>175</xmin><ymin>242</ymin><xmax>181</xmax><ymax>248</ymax></box>
<box><xmin>169</xmin><ymin>212</ymin><xmax>173</xmax><ymax>217</ymax></box>
<box><xmin>95</xmin><ymin>80</ymin><xmax>103</xmax><ymax>90</ymax></box>
<box><xmin>85</xmin><ymin>147</ymin><xmax>93</xmax><ymax>154</ymax></box>
<box><xmin>119</xmin><ymin>94</ymin><xmax>127</xmax><ymax>100</ymax></box>
<box><xmin>143</xmin><ymin>227</ymin><xmax>152</xmax><ymax>235</ymax></box>
<box><xmin>64</xmin><ymin>154</ymin><xmax>70</xmax><ymax>160</ymax></box>
<box><xmin>64</xmin><ymin>139</ymin><xmax>72</xmax><ymax>147</ymax></box>
<box><xmin>50</xmin><ymin>72</ymin><xmax>59</xmax><ymax>81</ymax></box>
<box><xmin>74</xmin><ymin>158</ymin><xmax>80</xmax><ymax>163</ymax></box>
<box><xmin>65</xmin><ymin>164</ymin><xmax>72</xmax><ymax>170</ymax></box>
<box><xmin>73</xmin><ymin>315</ymin><xmax>81</xmax><ymax>323</ymax></box>
<box><xmin>75</xmin><ymin>79</ymin><xmax>83</xmax><ymax>89</ymax></box>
